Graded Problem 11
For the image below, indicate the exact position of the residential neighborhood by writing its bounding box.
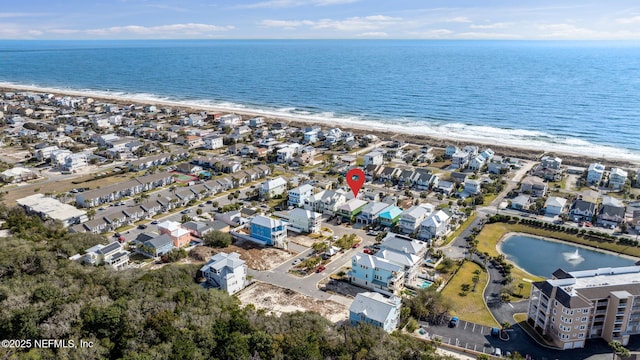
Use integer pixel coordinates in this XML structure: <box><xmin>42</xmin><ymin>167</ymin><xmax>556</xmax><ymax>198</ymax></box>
<box><xmin>2</xmin><ymin>89</ymin><xmax>640</xmax><ymax>359</ymax></box>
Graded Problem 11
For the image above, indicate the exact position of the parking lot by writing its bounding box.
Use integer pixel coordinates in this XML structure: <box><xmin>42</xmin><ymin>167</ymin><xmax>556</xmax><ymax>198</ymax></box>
<box><xmin>419</xmin><ymin>318</ymin><xmax>510</xmax><ymax>356</ymax></box>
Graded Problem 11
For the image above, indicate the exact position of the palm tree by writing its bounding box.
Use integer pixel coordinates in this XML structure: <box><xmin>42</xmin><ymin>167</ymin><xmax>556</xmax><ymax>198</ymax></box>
<box><xmin>609</xmin><ymin>340</ymin><xmax>630</xmax><ymax>360</ymax></box>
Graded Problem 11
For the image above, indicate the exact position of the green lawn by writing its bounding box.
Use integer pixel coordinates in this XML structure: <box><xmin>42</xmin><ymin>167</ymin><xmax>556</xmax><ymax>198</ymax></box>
<box><xmin>441</xmin><ymin>261</ymin><xmax>498</xmax><ymax>327</ymax></box>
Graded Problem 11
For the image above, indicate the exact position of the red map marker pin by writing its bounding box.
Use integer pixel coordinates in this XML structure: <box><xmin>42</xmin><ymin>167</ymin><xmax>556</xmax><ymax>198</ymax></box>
<box><xmin>346</xmin><ymin>168</ymin><xmax>365</xmax><ymax>198</ymax></box>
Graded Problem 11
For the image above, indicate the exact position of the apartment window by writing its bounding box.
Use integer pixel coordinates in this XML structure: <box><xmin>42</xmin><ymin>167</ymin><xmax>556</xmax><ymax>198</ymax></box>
<box><xmin>570</xmin><ymin>310</ymin><xmax>574</xmax><ymax>315</ymax></box>
<box><xmin>580</xmin><ymin>325</ymin><xmax>586</xmax><ymax>330</ymax></box>
<box><xmin>552</xmin><ymin>317</ymin><xmax>555</xmax><ymax>323</ymax></box>
<box><xmin>581</xmin><ymin>317</ymin><xmax>587</xmax><ymax>322</ymax></box>
<box><xmin>553</xmin><ymin>309</ymin><xmax>557</xmax><ymax>315</ymax></box>
<box><xmin>579</xmin><ymin>333</ymin><xmax>585</xmax><ymax>338</ymax></box>
<box><xmin>583</xmin><ymin>309</ymin><xmax>589</xmax><ymax>314</ymax></box>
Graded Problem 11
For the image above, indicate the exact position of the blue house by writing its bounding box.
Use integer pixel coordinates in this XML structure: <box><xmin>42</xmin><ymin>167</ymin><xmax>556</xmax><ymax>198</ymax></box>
<box><xmin>249</xmin><ymin>215</ymin><xmax>288</xmax><ymax>248</ymax></box>
<box><xmin>349</xmin><ymin>292</ymin><xmax>402</xmax><ymax>333</ymax></box>
<box><xmin>378</xmin><ymin>206</ymin><xmax>403</xmax><ymax>227</ymax></box>
<box><xmin>348</xmin><ymin>253</ymin><xmax>404</xmax><ymax>296</ymax></box>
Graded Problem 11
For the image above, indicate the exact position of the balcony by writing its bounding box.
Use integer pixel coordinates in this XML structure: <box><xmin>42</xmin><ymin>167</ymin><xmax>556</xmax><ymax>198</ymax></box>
<box><xmin>596</xmin><ymin>310</ymin><xmax>607</xmax><ymax>315</ymax></box>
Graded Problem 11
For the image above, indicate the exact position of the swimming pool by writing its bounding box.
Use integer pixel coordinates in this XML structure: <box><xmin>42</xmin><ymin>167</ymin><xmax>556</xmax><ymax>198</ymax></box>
<box><xmin>420</xmin><ymin>280</ymin><xmax>433</xmax><ymax>289</ymax></box>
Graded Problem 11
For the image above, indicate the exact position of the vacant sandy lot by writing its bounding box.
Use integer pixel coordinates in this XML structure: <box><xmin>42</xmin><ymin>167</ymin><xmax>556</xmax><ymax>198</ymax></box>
<box><xmin>237</xmin><ymin>282</ymin><xmax>349</xmax><ymax>323</ymax></box>
<box><xmin>190</xmin><ymin>241</ymin><xmax>293</xmax><ymax>271</ymax></box>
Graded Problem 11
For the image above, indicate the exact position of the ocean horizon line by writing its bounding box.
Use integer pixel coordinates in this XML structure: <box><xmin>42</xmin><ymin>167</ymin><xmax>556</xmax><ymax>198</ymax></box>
<box><xmin>3</xmin><ymin>81</ymin><xmax>640</xmax><ymax>163</ymax></box>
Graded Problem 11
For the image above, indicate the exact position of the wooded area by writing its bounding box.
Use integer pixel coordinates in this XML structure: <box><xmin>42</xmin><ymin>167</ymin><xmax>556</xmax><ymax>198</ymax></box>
<box><xmin>0</xmin><ymin>203</ymin><xmax>450</xmax><ymax>359</ymax></box>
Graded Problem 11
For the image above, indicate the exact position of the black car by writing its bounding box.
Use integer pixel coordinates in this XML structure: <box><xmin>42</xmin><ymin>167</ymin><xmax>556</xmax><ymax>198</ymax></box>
<box><xmin>114</xmin><ymin>232</ymin><xmax>121</xmax><ymax>238</ymax></box>
<box><xmin>137</xmin><ymin>224</ymin><xmax>147</xmax><ymax>230</ymax></box>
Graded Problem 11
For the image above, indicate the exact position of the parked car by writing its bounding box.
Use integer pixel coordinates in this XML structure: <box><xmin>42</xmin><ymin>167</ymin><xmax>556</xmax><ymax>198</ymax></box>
<box><xmin>449</xmin><ymin>316</ymin><xmax>459</xmax><ymax>328</ymax></box>
<box><xmin>292</xmin><ymin>259</ymin><xmax>302</xmax><ymax>266</ymax></box>
<box><xmin>114</xmin><ymin>232</ymin><xmax>121</xmax><ymax>238</ymax></box>
<box><xmin>352</xmin><ymin>242</ymin><xmax>360</xmax><ymax>248</ymax></box>
<box><xmin>206</xmin><ymin>200</ymin><xmax>214</xmax><ymax>204</ymax></box>
<box><xmin>316</xmin><ymin>265</ymin><xmax>326</xmax><ymax>273</ymax></box>
<box><xmin>181</xmin><ymin>209</ymin><xmax>191</xmax><ymax>214</ymax></box>
<box><xmin>137</xmin><ymin>224</ymin><xmax>147</xmax><ymax>230</ymax></box>
<box><xmin>493</xmin><ymin>348</ymin><xmax>502</xmax><ymax>357</ymax></box>
<box><xmin>151</xmin><ymin>220</ymin><xmax>158</xmax><ymax>225</ymax></box>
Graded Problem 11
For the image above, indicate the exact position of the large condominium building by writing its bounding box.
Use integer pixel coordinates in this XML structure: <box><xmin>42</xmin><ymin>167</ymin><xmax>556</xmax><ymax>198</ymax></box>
<box><xmin>527</xmin><ymin>265</ymin><xmax>640</xmax><ymax>350</ymax></box>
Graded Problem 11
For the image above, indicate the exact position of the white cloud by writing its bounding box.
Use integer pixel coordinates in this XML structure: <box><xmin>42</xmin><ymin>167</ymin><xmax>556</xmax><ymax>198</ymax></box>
<box><xmin>469</xmin><ymin>22</ymin><xmax>513</xmax><ymax>29</ymax></box>
<box><xmin>454</xmin><ymin>31</ymin><xmax>520</xmax><ymax>39</ymax></box>
<box><xmin>616</xmin><ymin>15</ymin><xmax>640</xmax><ymax>24</ymax></box>
<box><xmin>446</xmin><ymin>16</ymin><xmax>472</xmax><ymax>23</ymax></box>
<box><xmin>536</xmin><ymin>23</ymin><xmax>640</xmax><ymax>39</ymax></box>
<box><xmin>408</xmin><ymin>29</ymin><xmax>453</xmax><ymax>38</ymax></box>
<box><xmin>260</xmin><ymin>19</ymin><xmax>315</xmax><ymax>29</ymax></box>
<box><xmin>357</xmin><ymin>32</ymin><xmax>388</xmax><ymax>38</ymax></box>
<box><xmin>261</xmin><ymin>15</ymin><xmax>400</xmax><ymax>32</ymax></box>
<box><xmin>0</xmin><ymin>12</ymin><xmax>50</xmax><ymax>18</ymax></box>
<box><xmin>239</xmin><ymin>0</ymin><xmax>358</xmax><ymax>9</ymax></box>
<box><xmin>85</xmin><ymin>23</ymin><xmax>234</xmax><ymax>37</ymax></box>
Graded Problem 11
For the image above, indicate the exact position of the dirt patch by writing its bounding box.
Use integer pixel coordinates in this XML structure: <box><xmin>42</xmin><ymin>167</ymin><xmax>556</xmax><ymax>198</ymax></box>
<box><xmin>290</xmin><ymin>234</ymin><xmax>324</xmax><ymax>247</ymax></box>
<box><xmin>319</xmin><ymin>277</ymin><xmax>363</xmax><ymax>298</ymax></box>
<box><xmin>237</xmin><ymin>282</ymin><xmax>348</xmax><ymax>323</ymax></box>
<box><xmin>189</xmin><ymin>240</ymin><xmax>294</xmax><ymax>271</ymax></box>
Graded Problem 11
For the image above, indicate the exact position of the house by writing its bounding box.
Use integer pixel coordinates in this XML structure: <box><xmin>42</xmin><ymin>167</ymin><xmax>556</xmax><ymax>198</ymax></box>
<box><xmin>587</xmin><ymin>163</ymin><xmax>605</xmax><ymax>185</ymax></box>
<box><xmin>463</xmin><ymin>179</ymin><xmax>482</xmax><ymax>196</ymax></box>
<box><xmin>356</xmin><ymin>201</ymin><xmax>391</xmax><ymax>224</ymax></box>
<box><xmin>414</xmin><ymin>171</ymin><xmax>438</xmax><ymax>190</ymax></box>
<box><xmin>479</xmin><ymin>148</ymin><xmax>495</xmax><ymax>161</ymax></box>
<box><xmin>349</xmin><ymin>292</ymin><xmax>402</xmax><ymax>333</ymax></box>
<box><xmin>139</xmin><ymin>234</ymin><xmax>175</xmax><ymax>257</ymax></box>
<box><xmin>378</xmin><ymin>206</ymin><xmax>403</xmax><ymax>227</ymax></box>
<box><xmin>249</xmin><ymin>215</ymin><xmax>288</xmax><ymax>248</ymax></box>
<box><xmin>248</xmin><ymin>117</ymin><xmax>265</xmax><ymax>127</ymax></box>
<box><xmin>203</xmin><ymin>135</ymin><xmax>223</xmax><ymax>150</ymax></box>
<box><xmin>363</xmin><ymin>150</ymin><xmax>384</xmax><ymax>167</ymax></box>
<box><xmin>570</xmin><ymin>199</ymin><xmax>597</xmax><ymax>221</ymax></box>
<box><xmin>418</xmin><ymin>210</ymin><xmax>451</xmax><ymax>240</ymax></box>
<box><xmin>157</xmin><ymin>220</ymin><xmax>192</xmax><ymax>248</ymax></box>
<box><xmin>337</xmin><ymin>199</ymin><xmax>368</xmax><ymax>222</ymax></box>
<box><xmin>609</xmin><ymin>168</ymin><xmax>628</xmax><ymax>190</ymax></box>
<box><xmin>520</xmin><ymin>176</ymin><xmax>548</xmax><ymax>197</ymax></box>
<box><xmin>1</xmin><ymin>167</ymin><xmax>38</xmax><ymax>183</ymax></box>
<box><xmin>287</xmin><ymin>208</ymin><xmax>321</xmax><ymax>233</ymax></box>
<box><xmin>544</xmin><ymin>197</ymin><xmax>567</xmax><ymax>216</ymax></box>
<box><xmin>451</xmin><ymin>151</ymin><xmax>469</xmax><ymax>169</ymax></box>
<box><xmin>16</xmin><ymin>193</ymin><xmax>87</xmax><ymax>228</ymax></box>
<box><xmin>597</xmin><ymin>196</ymin><xmax>626</xmax><ymax>225</ymax></box>
<box><xmin>511</xmin><ymin>195</ymin><xmax>531</xmax><ymax>210</ymax></box>
<box><xmin>305</xmin><ymin>189</ymin><xmax>347</xmax><ymax>215</ymax></box>
<box><xmin>200</xmin><ymin>252</ymin><xmax>247</xmax><ymax>295</ymax></box>
<box><xmin>468</xmin><ymin>155</ymin><xmax>485</xmax><ymax>171</ymax></box>
<box><xmin>398</xmin><ymin>204</ymin><xmax>433</xmax><ymax>234</ymax></box>
<box><xmin>450</xmin><ymin>172</ymin><xmax>468</xmax><ymax>184</ymax></box>
<box><xmin>288</xmin><ymin>183</ymin><xmax>314</xmax><ymax>208</ymax></box>
<box><xmin>379</xmin><ymin>233</ymin><xmax>428</xmax><ymax>258</ymax></box>
<box><xmin>303</xmin><ymin>130</ymin><xmax>318</xmax><ymax>143</ymax></box>
<box><xmin>435</xmin><ymin>180</ymin><xmax>455</xmax><ymax>195</ymax></box>
<box><xmin>541</xmin><ymin>156</ymin><xmax>562</xmax><ymax>170</ymax></box>
<box><xmin>445</xmin><ymin>145</ymin><xmax>459</xmax><ymax>157</ymax></box>
<box><xmin>182</xmin><ymin>221</ymin><xmax>215</xmax><ymax>238</ymax></box>
<box><xmin>63</xmin><ymin>153</ymin><xmax>88</xmax><ymax>172</ymax></box>
<box><xmin>84</xmin><ymin>242</ymin><xmax>130</xmax><ymax>270</ymax></box>
<box><xmin>218</xmin><ymin>113</ymin><xmax>242</xmax><ymax>127</ymax></box>
<box><xmin>348</xmin><ymin>253</ymin><xmax>404</xmax><ymax>296</ymax></box>
<box><xmin>259</xmin><ymin>177</ymin><xmax>288</xmax><ymax>198</ymax></box>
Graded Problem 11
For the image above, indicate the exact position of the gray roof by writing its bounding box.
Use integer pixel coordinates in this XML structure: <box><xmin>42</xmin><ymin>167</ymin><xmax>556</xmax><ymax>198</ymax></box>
<box><xmin>97</xmin><ymin>242</ymin><xmax>121</xmax><ymax>255</ymax></box>
<box><xmin>251</xmin><ymin>215</ymin><xmax>284</xmax><ymax>228</ymax></box>
<box><xmin>350</xmin><ymin>292</ymin><xmax>399</xmax><ymax>325</ymax></box>
<box><xmin>144</xmin><ymin>234</ymin><xmax>174</xmax><ymax>249</ymax></box>
<box><xmin>200</xmin><ymin>252</ymin><xmax>245</xmax><ymax>273</ymax></box>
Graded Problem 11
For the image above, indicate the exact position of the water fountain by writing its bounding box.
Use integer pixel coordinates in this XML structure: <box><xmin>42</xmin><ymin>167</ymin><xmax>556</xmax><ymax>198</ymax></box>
<box><xmin>563</xmin><ymin>249</ymin><xmax>584</xmax><ymax>263</ymax></box>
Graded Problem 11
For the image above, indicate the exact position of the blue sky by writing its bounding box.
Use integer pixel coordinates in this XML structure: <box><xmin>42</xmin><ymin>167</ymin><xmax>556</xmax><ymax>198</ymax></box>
<box><xmin>2</xmin><ymin>0</ymin><xmax>640</xmax><ymax>40</ymax></box>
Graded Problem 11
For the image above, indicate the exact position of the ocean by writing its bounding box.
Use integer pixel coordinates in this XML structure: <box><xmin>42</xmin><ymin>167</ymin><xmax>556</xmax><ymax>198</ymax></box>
<box><xmin>1</xmin><ymin>40</ymin><xmax>639</xmax><ymax>159</ymax></box>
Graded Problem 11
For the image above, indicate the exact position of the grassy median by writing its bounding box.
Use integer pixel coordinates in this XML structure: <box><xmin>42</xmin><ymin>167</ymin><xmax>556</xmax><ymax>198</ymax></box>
<box><xmin>441</xmin><ymin>260</ymin><xmax>498</xmax><ymax>327</ymax></box>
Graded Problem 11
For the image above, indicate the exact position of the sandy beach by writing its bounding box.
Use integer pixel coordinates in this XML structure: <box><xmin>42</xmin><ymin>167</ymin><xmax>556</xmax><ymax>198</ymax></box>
<box><xmin>2</xmin><ymin>83</ymin><xmax>639</xmax><ymax>168</ymax></box>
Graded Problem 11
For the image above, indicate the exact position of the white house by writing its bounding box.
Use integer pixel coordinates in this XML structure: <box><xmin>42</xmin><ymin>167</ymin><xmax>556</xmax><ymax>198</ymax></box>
<box><xmin>305</xmin><ymin>189</ymin><xmax>348</xmax><ymax>215</ymax></box>
<box><xmin>199</xmin><ymin>252</ymin><xmax>247</xmax><ymax>295</ymax></box>
<box><xmin>609</xmin><ymin>168</ymin><xmax>628</xmax><ymax>190</ymax></box>
<box><xmin>587</xmin><ymin>163</ymin><xmax>605</xmax><ymax>185</ymax></box>
<box><xmin>288</xmin><ymin>183</ymin><xmax>314</xmax><ymax>207</ymax></box>
<box><xmin>363</xmin><ymin>150</ymin><xmax>384</xmax><ymax>167</ymax></box>
<box><xmin>541</xmin><ymin>156</ymin><xmax>562</xmax><ymax>170</ymax></box>
<box><xmin>287</xmin><ymin>208</ymin><xmax>322</xmax><ymax>233</ymax></box>
<box><xmin>418</xmin><ymin>210</ymin><xmax>451</xmax><ymax>240</ymax></box>
<box><xmin>63</xmin><ymin>153</ymin><xmax>88</xmax><ymax>172</ymax></box>
<box><xmin>259</xmin><ymin>176</ymin><xmax>288</xmax><ymax>198</ymax></box>
<box><xmin>84</xmin><ymin>242</ymin><xmax>130</xmax><ymax>270</ymax></box>
<box><xmin>398</xmin><ymin>204</ymin><xmax>433</xmax><ymax>234</ymax></box>
<box><xmin>203</xmin><ymin>135</ymin><xmax>224</xmax><ymax>150</ymax></box>
<box><xmin>468</xmin><ymin>155</ymin><xmax>485</xmax><ymax>171</ymax></box>
<box><xmin>545</xmin><ymin>196</ymin><xmax>567</xmax><ymax>216</ymax></box>
<box><xmin>463</xmin><ymin>179</ymin><xmax>482</xmax><ymax>196</ymax></box>
<box><xmin>349</xmin><ymin>292</ymin><xmax>402</xmax><ymax>333</ymax></box>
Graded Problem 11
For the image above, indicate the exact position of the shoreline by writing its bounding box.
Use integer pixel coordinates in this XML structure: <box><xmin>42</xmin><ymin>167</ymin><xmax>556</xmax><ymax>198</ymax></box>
<box><xmin>495</xmin><ymin>231</ymin><xmax>640</xmax><ymax>278</ymax></box>
<box><xmin>2</xmin><ymin>83</ymin><xmax>639</xmax><ymax>167</ymax></box>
